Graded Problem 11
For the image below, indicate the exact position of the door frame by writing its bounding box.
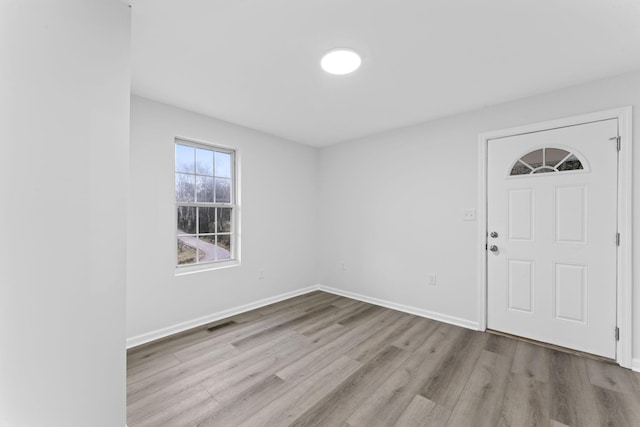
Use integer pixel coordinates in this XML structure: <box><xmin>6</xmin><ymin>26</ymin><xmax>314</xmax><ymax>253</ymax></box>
<box><xmin>477</xmin><ymin>107</ymin><xmax>633</xmax><ymax>368</ymax></box>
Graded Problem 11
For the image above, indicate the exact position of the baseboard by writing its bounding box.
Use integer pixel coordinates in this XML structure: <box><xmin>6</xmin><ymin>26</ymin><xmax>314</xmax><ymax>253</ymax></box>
<box><xmin>127</xmin><ymin>282</ymin><xmax>631</xmax><ymax>367</ymax></box>
<box><xmin>632</xmin><ymin>358</ymin><xmax>640</xmax><ymax>372</ymax></box>
<box><xmin>126</xmin><ymin>285</ymin><xmax>318</xmax><ymax>349</ymax></box>
<box><xmin>127</xmin><ymin>283</ymin><xmax>480</xmax><ymax>348</ymax></box>
<box><xmin>317</xmin><ymin>284</ymin><xmax>479</xmax><ymax>331</ymax></box>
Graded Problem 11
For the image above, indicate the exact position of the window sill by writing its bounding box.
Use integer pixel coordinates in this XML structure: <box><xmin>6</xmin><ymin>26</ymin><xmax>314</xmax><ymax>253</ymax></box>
<box><xmin>175</xmin><ymin>259</ymin><xmax>240</xmax><ymax>276</ymax></box>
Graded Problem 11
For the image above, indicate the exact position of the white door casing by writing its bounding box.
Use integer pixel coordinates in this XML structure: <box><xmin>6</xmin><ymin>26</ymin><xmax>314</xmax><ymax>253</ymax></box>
<box><xmin>487</xmin><ymin>119</ymin><xmax>618</xmax><ymax>359</ymax></box>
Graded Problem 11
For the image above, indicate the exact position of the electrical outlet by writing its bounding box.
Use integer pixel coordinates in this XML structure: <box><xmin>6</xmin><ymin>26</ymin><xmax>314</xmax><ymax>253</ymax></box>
<box><xmin>428</xmin><ymin>274</ymin><xmax>437</xmax><ymax>285</ymax></box>
<box><xmin>463</xmin><ymin>208</ymin><xmax>476</xmax><ymax>221</ymax></box>
<box><xmin>258</xmin><ymin>269</ymin><xmax>264</xmax><ymax>279</ymax></box>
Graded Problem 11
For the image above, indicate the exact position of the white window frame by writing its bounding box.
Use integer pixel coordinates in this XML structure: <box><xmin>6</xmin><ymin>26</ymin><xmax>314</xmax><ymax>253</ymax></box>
<box><xmin>174</xmin><ymin>137</ymin><xmax>240</xmax><ymax>274</ymax></box>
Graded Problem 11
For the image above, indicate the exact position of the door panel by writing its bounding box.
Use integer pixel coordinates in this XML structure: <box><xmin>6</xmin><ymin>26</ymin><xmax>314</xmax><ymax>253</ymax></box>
<box><xmin>508</xmin><ymin>189</ymin><xmax>534</xmax><ymax>240</ymax></box>
<box><xmin>508</xmin><ymin>259</ymin><xmax>534</xmax><ymax>313</ymax></box>
<box><xmin>554</xmin><ymin>263</ymin><xmax>587</xmax><ymax>323</ymax></box>
<box><xmin>555</xmin><ymin>185</ymin><xmax>586</xmax><ymax>243</ymax></box>
<box><xmin>487</xmin><ymin>119</ymin><xmax>618</xmax><ymax>359</ymax></box>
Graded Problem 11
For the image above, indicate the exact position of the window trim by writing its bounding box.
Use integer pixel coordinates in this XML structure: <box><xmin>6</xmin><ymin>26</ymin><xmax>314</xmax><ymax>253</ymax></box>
<box><xmin>174</xmin><ymin>137</ymin><xmax>240</xmax><ymax>273</ymax></box>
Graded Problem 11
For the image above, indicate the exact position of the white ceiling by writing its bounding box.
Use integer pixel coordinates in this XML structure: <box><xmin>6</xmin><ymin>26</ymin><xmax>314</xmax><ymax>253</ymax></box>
<box><xmin>131</xmin><ymin>0</ymin><xmax>640</xmax><ymax>147</ymax></box>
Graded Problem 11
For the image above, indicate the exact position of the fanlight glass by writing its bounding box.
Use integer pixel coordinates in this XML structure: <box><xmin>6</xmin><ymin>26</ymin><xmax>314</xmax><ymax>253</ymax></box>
<box><xmin>510</xmin><ymin>148</ymin><xmax>583</xmax><ymax>176</ymax></box>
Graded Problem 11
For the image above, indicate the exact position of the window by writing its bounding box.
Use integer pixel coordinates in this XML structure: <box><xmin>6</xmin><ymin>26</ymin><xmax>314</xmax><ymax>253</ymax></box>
<box><xmin>175</xmin><ymin>139</ymin><xmax>236</xmax><ymax>267</ymax></box>
<box><xmin>510</xmin><ymin>147</ymin><xmax>584</xmax><ymax>176</ymax></box>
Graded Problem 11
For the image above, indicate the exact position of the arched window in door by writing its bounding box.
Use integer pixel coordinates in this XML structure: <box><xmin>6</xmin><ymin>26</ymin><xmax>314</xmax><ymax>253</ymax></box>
<box><xmin>510</xmin><ymin>147</ymin><xmax>585</xmax><ymax>176</ymax></box>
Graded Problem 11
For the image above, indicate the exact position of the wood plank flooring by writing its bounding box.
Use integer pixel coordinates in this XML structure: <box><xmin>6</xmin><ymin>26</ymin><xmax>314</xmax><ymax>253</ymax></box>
<box><xmin>127</xmin><ymin>291</ymin><xmax>640</xmax><ymax>426</ymax></box>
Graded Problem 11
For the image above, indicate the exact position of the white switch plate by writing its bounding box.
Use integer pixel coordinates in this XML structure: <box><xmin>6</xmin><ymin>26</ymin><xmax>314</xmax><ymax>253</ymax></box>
<box><xmin>463</xmin><ymin>208</ymin><xmax>476</xmax><ymax>221</ymax></box>
<box><xmin>428</xmin><ymin>274</ymin><xmax>437</xmax><ymax>285</ymax></box>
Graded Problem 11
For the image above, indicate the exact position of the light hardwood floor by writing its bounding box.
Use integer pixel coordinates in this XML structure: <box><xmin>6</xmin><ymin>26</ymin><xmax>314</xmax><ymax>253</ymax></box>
<box><xmin>127</xmin><ymin>291</ymin><xmax>640</xmax><ymax>426</ymax></box>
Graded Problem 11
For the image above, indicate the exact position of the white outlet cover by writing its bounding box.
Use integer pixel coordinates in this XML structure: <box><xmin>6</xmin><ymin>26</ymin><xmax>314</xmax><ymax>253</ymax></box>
<box><xmin>463</xmin><ymin>208</ymin><xmax>476</xmax><ymax>221</ymax></box>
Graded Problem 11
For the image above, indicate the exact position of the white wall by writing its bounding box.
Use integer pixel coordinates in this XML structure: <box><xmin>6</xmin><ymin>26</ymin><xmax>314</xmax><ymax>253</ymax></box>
<box><xmin>318</xmin><ymin>71</ymin><xmax>640</xmax><ymax>360</ymax></box>
<box><xmin>127</xmin><ymin>96</ymin><xmax>318</xmax><ymax>343</ymax></box>
<box><xmin>128</xmin><ymin>73</ymin><xmax>638</xmax><ymax>362</ymax></box>
<box><xmin>0</xmin><ymin>1</ymin><xmax>130</xmax><ymax>426</ymax></box>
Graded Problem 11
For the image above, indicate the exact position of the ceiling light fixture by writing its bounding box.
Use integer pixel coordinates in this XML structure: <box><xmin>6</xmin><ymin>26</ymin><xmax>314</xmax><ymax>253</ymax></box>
<box><xmin>321</xmin><ymin>49</ymin><xmax>361</xmax><ymax>75</ymax></box>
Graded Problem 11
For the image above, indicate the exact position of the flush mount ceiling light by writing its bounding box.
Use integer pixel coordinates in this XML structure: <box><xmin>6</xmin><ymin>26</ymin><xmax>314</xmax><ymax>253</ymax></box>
<box><xmin>321</xmin><ymin>49</ymin><xmax>361</xmax><ymax>75</ymax></box>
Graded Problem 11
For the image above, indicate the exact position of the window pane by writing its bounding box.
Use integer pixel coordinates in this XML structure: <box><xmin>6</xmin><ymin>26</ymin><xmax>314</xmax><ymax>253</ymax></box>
<box><xmin>545</xmin><ymin>148</ymin><xmax>570</xmax><ymax>167</ymax></box>
<box><xmin>510</xmin><ymin>161</ymin><xmax>531</xmax><ymax>176</ymax></box>
<box><xmin>199</xmin><ymin>235</ymin><xmax>215</xmax><ymax>244</ymax></box>
<box><xmin>557</xmin><ymin>154</ymin><xmax>584</xmax><ymax>171</ymax></box>
<box><xmin>176</xmin><ymin>173</ymin><xmax>195</xmax><ymax>202</ymax></box>
<box><xmin>521</xmin><ymin>149</ymin><xmax>543</xmax><ymax>169</ymax></box>
<box><xmin>176</xmin><ymin>144</ymin><xmax>195</xmax><ymax>173</ymax></box>
<box><xmin>215</xmin><ymin>151</ymin><xmax>232</xmax><ymax>178</ymax></box>
<box><xmin>177</xmin><ymin>238</ymin><xmax>196</xmax><ymax>265</ymax></box>
<box><xmin>217</xmin><ymin>208</ymin><xmax>232</xmax><ymax>233</ymax></box>
<box><xmin>197</xmin><ymin>236</ymin><xmax>216</xmax><ymax>262</ymax></box>
<box><xmin>196</xmin><ymin>148</ymin><xmax>214</xmax><ymax>176</ymax></box>
<box><xmin>177</xmin><ymin>206</ymin><xmax>196</xmax><ymax>234</ymax></box>
<box><xmin>217</xmin><ymin>235</ymin><xmax>231</xmax><ymax>260</ymax></box>
<box><xmin>198</xmin><ymin>207</ymin><xmax>216</xmax><ymax>233</ymax></box>
<box><xmin>196</xmin><ymin>176</ymin><xmax>214</xmax><ymax>202</ymax></box>
<box><xmin>215</xmin><ymin>178</ymin><xmax>231</xmax><ymax>203</ymax></box>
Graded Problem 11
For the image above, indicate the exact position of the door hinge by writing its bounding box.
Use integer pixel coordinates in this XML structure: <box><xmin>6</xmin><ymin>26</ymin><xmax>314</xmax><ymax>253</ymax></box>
<box><xmin>616</xmin><ymin>232</ymin><xmax>620</xmax><ymax>246</ymax></box>
<box><xmin>485</xmin><ymin>243</ymin><xmax>488</xmax><ymax>250</ymax></box>
<box><xmin>615</xmin><ymin>327</ymin><xmax>620</xmax><ymax>341</ymax></box>
<box><xmin>610</xmin><ymin>136</ymin><xmax>621</xmax><ymax>151</ymax></box>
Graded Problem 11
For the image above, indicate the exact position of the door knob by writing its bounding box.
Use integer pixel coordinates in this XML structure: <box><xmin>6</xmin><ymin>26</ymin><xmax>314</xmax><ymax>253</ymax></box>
<box><xmin>489</xmin><ymin>245</ymin><xmax>498</xmax><ymax>252</ymax></box>
<box><xmin>490</xmin><ymin>231</ymin><xmax>498</xmax><ymax>238</ymax></box>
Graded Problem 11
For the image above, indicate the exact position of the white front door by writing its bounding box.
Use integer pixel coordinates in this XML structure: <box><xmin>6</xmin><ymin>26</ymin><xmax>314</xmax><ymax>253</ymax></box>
<box><xmin>487</xmin><ymin>119</ymin><xmax>619</xmax><ymax>359</ymax></box>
